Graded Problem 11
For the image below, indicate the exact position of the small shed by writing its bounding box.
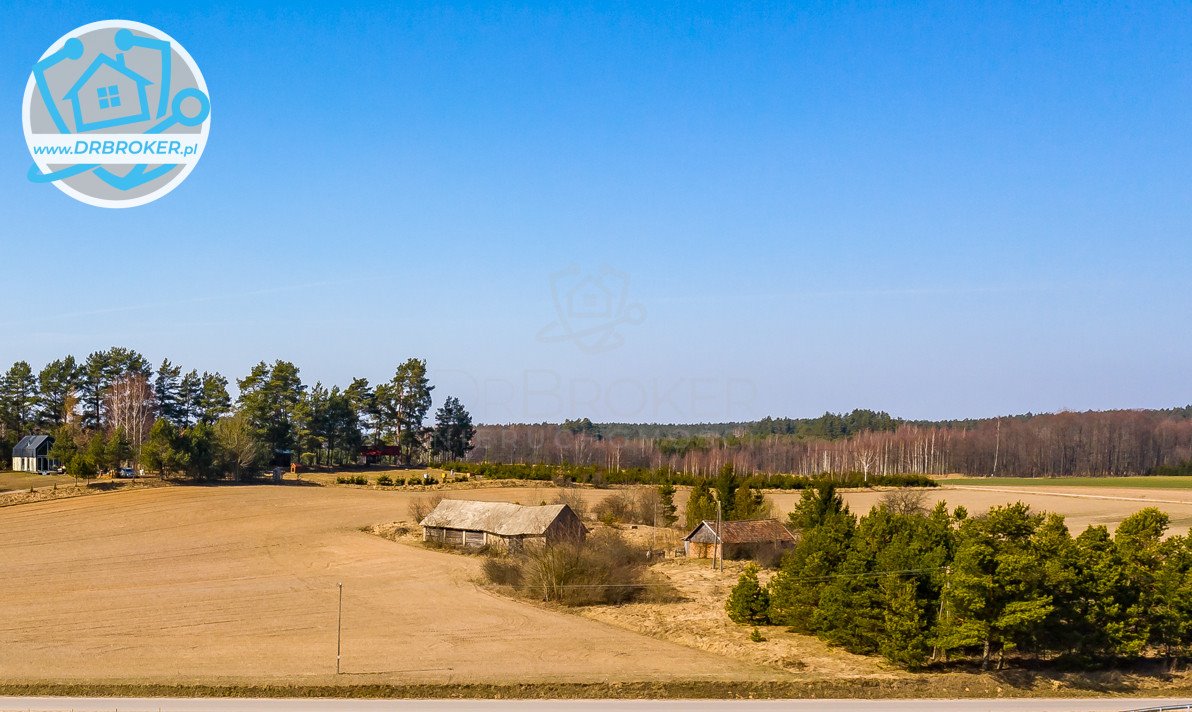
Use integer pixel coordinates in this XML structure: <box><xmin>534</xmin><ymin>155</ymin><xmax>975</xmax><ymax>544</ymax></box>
<box><xmin>420</xmin><ymin>499</ymin><xmax>587</xmax><ymax>551</ymax></box>
<box><xmin>12</xmin><ymin>435</ymin><xmax>56</xmax><ymax>473</ymax></box>
<box><xmin>683</xmin><ymin>518</ymin><xmax>795</xmax><ymax>562</ymax></box>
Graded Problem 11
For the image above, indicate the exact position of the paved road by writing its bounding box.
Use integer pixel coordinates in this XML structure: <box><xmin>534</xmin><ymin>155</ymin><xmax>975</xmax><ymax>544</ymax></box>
<box><xmin>0</xmin><ymin>698</ymin><xmax>1187</xmax><ymax>712</ymax></box>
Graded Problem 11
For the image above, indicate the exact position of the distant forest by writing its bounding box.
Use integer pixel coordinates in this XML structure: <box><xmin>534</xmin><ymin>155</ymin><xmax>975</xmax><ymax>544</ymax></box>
<box><xmin>470</xmin><ymin>407</ymin><xmax>1192</xmax><ymax>478</ymax></box>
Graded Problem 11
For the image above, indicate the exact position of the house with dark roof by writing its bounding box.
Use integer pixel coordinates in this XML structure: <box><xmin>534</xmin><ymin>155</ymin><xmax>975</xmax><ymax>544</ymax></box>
<box><xmin>683</xmin><ymin>518</ymin><xmax>795</xmax><ymax>563</ymax></box>
<box><xmin>12</xmin><ymin>435</ymin><xmax>56</xmax><ymax>473</ymax></box>
<box><xmin>420</xmin><ymin>499</ymin><xmax>587</xmax><ymax>551</ymax></box>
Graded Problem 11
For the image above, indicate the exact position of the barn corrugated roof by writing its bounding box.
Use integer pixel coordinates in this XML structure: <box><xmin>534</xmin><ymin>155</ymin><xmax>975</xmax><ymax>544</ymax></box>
<box><xmin>420</xmin><ymin>499</ymin><xmax>577</xmax><ymax>536</ymax></box>
<box><xmin>12</xmin><ymin>435</ymin><xmax>51</xmax><ymax>458</ymax></box>
<box><xmin>683</xmin><ymin>518</ymin><xmax>795</xmax><ymax>544</ymax></box>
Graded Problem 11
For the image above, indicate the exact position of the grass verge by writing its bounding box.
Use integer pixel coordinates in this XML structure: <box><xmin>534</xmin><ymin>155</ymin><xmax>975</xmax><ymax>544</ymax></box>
<box><xmin>2</xmin><ymin>673</ymin><xmax>1192</xmax><ymax>700</ymax></box>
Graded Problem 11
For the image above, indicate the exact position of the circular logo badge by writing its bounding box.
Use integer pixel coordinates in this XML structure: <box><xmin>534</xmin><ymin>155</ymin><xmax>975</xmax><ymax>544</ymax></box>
<box><xmin>22</xmin><ymin>20</ymin><xmax>211</xmax><ymax>208</ymax></box>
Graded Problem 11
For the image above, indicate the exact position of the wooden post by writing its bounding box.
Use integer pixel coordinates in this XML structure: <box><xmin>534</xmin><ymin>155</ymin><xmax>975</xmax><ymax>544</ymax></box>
<box><xmin>336</xmin><ymin>582</ymin><xmax>343</xmax><ymax>675</ymax></box>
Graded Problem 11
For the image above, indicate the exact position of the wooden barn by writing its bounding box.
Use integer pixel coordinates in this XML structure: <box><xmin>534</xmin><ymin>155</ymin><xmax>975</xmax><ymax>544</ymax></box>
<box><xmin>683</xmin><ymin>518</ymin><xmax>795</xmax><ymax>563</ymax></box>
<box><xmin>11</xmin><ymin>435</ymin><xmax>56</xmax><ymax>474</ymax></box>
<box><xmin>420</xmin><ymin>499</ymin><xmax>587</xmax><ymax>551</ymax></box>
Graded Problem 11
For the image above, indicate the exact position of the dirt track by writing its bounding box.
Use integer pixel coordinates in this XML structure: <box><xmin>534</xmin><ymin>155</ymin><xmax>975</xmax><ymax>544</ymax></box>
<box><xmin>0</xmin><ymin>485</ymin><xmax>768</xmax><ymax>685</ymax></box>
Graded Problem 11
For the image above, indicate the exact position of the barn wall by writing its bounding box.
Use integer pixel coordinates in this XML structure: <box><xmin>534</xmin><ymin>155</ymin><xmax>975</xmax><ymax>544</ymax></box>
<box><xmin>684</xmin><ymin>541</ymin><xmax>719</xmax><ymax>559</ymax></box>
<box><xmin>425</xmin><ymin>526</ymin><xmax>509</xmax><ymax>549</ymax></box>
<box><xmin>544</xmin><ymin>512</ymin><xmax>587</xmax><ymax>546</ymax></box>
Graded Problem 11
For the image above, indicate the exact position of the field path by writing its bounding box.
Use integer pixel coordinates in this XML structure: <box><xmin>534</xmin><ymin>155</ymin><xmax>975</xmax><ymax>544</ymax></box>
<box><xmin>0</xmin><ymin>485</ymin><xmax>768</xmax><ymax>685</ymax></box>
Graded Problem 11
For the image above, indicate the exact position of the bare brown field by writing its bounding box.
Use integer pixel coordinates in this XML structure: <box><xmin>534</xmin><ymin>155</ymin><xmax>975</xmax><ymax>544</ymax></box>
<box><xmin>0</xmin><ymin>484</ymin><xmax>775</xmax><ymax>686</ymax></box>
<box><xmin>655</xmin><ymin>482</ymin><xmax>1192</xmax><ymax>536</ymax></box>
<box><xmin>6</xmin><ymin>479</ymin><xmax>1192</xmax><ymax>695</ymax></box>
<box><xmin>827</xmin><ymin>485</ymin><xmax>1192</xmax><ymax>536</ymax></box>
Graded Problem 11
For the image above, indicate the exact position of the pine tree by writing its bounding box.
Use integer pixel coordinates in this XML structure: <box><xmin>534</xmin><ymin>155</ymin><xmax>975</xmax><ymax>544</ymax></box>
<box><xmin>388</xmin><ymin>358</ymin><xmax>434</xmax><ymax>464</ymax></box>
<box><xmin>37</xmin><ymin>356</ymin><xmax>80</xmax><ymax>428</ymax></box>
<box><xmin>0</xmin><ymin>361</ymin><xmax>39</xmax><ymax>436</ymax></box>
<box><xmin>936</xmin><ymin>503</ymin><xmax>1054</xmax><ymax>670</ymax></box>
<box><xmin>657</xmin><ymin>481</ymin><xmax>678</xmax><ymax>527</ymax></box>
<box><xmin>178</xmin><ymin>370</ymin><xmax>203</xmax><ymax>426</ymax></box>
<box><xmin>236</xmin><ymin>361</ymin><xmax>305</xmax><ymax>455</ymax></box>
<box><xmin>432</xmin><ymin>396</ymin><xmax>475</xmax><ymax>461</ymax></box>
<box><xmin>154</xmin><ymin>359</ymin><xmax>183</xmax><ymax>426</ymax></box>
<box><xmin>714</xmin><ymin>463</ymin><xmax>740</xmax><ymax>515</ymax></box>
<box><xmin>768</xmin><ymin>485</ymin><xmax>856</xmax><ymax>632</ymax></box>
<box><xmin>879</xmin><ymin>576</ymin><xmax>930</xmax><ymax>669</ymax></box>
<box><xmin>183</xmin><ymin>422</ymin><xmax>217</xmax><ymax>480</ymax></box>
<box><xmin>197</xmin><ymin>372</ymin><xmax>231</xmax><ymax>425</ymax></box>
<box><xmin>727</xmin><ymin>563</ymin><xmax>770</xmax><ymax>625</ymax></box>
<box><xmin>1112</xmin><ymin>507</ymin><xmax>1170</xmax><ymax>658</ymax></box>
<box><xmin>685</xmin><ymin>479</ymin><xmax>716</xmax><ymax>529</ymax></box>
<box><xmin>731</xmin><ymin>480</ymin><xmax>771</xmax><ymax>520</ymax></box>
<box><xmin>105</xmin><ymin>426</ymin><xmax>133</xmax><ymax>470</ymax></box>
<box><xmin>86</xmin><ymin>431</ymin><xmax>109</xmax><ymax>473</ymax></box>
<box><xmin>140</xmin><ymin>419</ymin><xmax>185</xmax><ymax>477</ymax></box>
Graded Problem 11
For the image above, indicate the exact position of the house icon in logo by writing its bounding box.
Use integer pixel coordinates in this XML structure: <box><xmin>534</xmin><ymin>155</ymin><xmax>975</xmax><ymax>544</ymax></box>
<box><xmin>62</xmin><ymin>53</ymin><xmax>152</xmax><ymax>132</ymax></box>
<box><xmin>568</xmin><ymin>276</ymin><xmax>615</xmax><ymax>319</ymax></box>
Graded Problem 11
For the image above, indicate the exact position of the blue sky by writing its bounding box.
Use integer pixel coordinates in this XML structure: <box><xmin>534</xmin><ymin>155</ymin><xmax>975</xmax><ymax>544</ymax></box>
<box><xmin>2</xmin><ymin>1</ymin><xmax>1190</xmax><ymax>424</ymax></box>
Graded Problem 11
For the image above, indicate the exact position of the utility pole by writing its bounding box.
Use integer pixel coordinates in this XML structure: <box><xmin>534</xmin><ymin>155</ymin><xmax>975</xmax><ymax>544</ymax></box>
<box><xmin>651</xmin><ymin>501</ymin><xmax>657</xmax><ymax>556</ymax></box>
<box><xmin>710</xmin><ymin>493</ymin><xmax>719</xmax><ymax>572</ymax></box>
<box><xmin>709</xmin><ymin>490</ymin><xmax>723</xmax><ymax>572</ymax></box>
<box><xmin>336</xmin><ymin>582</ymin><xmax>343</xmax><ymax>675</ymax></box>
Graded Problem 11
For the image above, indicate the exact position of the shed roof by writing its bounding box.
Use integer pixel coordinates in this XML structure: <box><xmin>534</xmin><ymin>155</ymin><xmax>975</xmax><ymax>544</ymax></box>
<box><xmin>420</xmin><ymin>499</ymin><xmax>581</xmax><ymax>537</ymax></box>
<box><xmin>683</xmin><ymin>518</ymin><xmax>795</xmax><ymax>544</ymax></box>
<box><xmin>12</xmin><ymin>435</ymin><xmax>52</xmax><ymax>458</ymax></box>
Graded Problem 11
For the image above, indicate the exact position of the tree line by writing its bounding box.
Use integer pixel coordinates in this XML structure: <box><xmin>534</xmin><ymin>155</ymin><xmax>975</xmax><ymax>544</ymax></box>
<box><xmin>470</xmin><ymin>408</ymin><xmax>1192</xmax><ymax>478</ymax></box>
<box><xmin>444</xmin><ymin>460</ymin><xmax>935</xmax><ymax>490</ymax></box>
<box><xmin>727</xmin><ymin>484</ymin><xmax>1192</xmax><ymax>670</ymax></box>
<box><xmin>0</xmin><ymin>348</ymin><xmax>475</xmax><ymax>479</ymax></box>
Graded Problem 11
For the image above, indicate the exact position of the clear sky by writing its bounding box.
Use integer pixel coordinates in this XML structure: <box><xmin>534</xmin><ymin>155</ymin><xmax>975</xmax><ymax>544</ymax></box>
<box><xmin>2</xmin><ymin>1</ymin><xmax>1190</xmax><ymax>424</ymax></box>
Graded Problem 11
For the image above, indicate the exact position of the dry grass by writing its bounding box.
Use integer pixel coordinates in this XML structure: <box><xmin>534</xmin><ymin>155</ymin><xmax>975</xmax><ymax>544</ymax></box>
<box><xmin>0</xmin><ymin>470</ymin><xmax>76</xmax><ymax>492</ymax></box>
<box><xmin>6</xmin><ymin>675</ymin><xmax>1192</xmax><ymax>700</ymax></box>
<box><xmin>578</xmin><ymin>558</ymin><xmax>895</xmax><ymax>679</ymax></box>
<box><xmin>0</xmin><ymin>475</ymin><xmax>166</xmax><ymax>508</ymax></box>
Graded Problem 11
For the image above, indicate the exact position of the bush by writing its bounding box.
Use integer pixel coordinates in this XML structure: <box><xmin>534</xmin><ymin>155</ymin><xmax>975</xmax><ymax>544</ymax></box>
<box><xmin>592</xmin><ymin>488</ymin><xmax>662</xmax><ymax>525</ymax></box>
<box><xmin>408</xmin><ymin>493</ymin><xmax>444</xmax><ymax>523</ymax></box>
<box><xmin>726</xmin><ymin>564</ymin><xmax>770</xmax><ymax>625</ymax></box>
<box><xmin>481</xmin><ymin>557</ymin><xmax>523</xmax><ymax>587</ymax></box>
<box><xmin>335</xmin><ymin>475</ymin><xmax>368</xmax><ymax>485</ymax></box>
<box><xmin>376</xmin><ymin>474</ymin><xmax>394</xmax><ymax>486</ymax></box>
<box><xmin>553</xmin><ymin>486</ymin><xmax>589</xmax><ymax>521</ymax></box>
<box><xmin>480</xmin><ymin>529</ymin><xmax>651</xmax><ymax>606</ymax></box>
